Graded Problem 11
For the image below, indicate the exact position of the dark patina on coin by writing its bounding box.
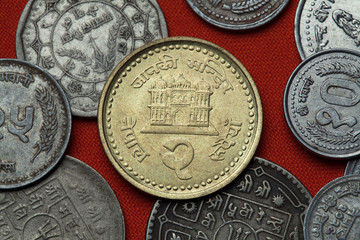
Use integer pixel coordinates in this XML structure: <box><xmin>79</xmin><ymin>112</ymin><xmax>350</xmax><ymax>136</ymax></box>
<box><xmin>0</xmin><ymin>155</ymin><xmax>125</xmax><ymax>239</ymax></box>
<box><xmin>295</xmin><ymin>0</ymin><xmax>360</xmax><ymax>59</ymax></box>
<box><xmin>304</xmin><ymin>175</ymin><xmax>360</xmax><ymax>240</ymax></box>
<box><xmin>284</xmin><ymin>49</ymin><xmax>360</xmax><ymax>159</ymax></box>
<box><xmin>345</xmin><ymin>159</ymin><xmax>360</xmax><ymax>175</ymax></box>
<box><xmin>0</xmin><ymin>59</ymin><xmax>71</xmax><ymax>189</ymax></box>
<box><xmin>186</xmin><ymin>0</ymin><xmax>290</xmax><ymax>30</ymax></box>
<box><xmin>16</xmin><ymin>0</ymin><xmax>168</xmax><ymax>117</ymax></box>
<box><xmin>146</xmin><ymin>157</ymin><xmax>311</xmax><ymax>240</ymax></box>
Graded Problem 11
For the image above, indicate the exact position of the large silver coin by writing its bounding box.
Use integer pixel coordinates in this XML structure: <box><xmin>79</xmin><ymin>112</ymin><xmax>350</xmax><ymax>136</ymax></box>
<box><xmin>186</xmin><ymin>0</ymin><xmax>290</xmax><ymax>30</ymax></box>
<box><xmin>0</xmin><ymin>155</ymin><xmax>125</xmax><ymax>239</ymax></box>
<box><xmin>304</xmin><ymin>175</ymin><xmax>360</xmax><ymax>239</ymax></box>
<box><xmin>0</xmin><ymin>59</ymin><xmax>71</xmax><ymax>189</ymax></box>
<box><xmin>345</xmin><ymin>159</ymin><xmax>360</xmax><ymax>175</ymax></box>
<box><xmin>295</xmin><ymin>0</ymin><xmax>360</xmax><ymax>59</ymax></box>
<box><xmin>284</xmin><ymin>49</ymin><xmax>360</xmax><ymax>159</ymax></box>
<box><xmin>146</xmin><ymin>157</ymin><xmax>311</xmax><ymax>240</ymax></box>
<box><xmin>16</xmin><ymin>0</ymin><xmax>168</xmax><ymax>117</ymax></box>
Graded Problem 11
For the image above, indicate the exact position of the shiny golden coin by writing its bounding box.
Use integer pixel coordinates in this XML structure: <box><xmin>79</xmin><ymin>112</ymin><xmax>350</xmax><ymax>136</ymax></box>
<box><xmin>98</xmin><ymin>37</ymin><xmax>262</xmax><ymax>199</ymax></box>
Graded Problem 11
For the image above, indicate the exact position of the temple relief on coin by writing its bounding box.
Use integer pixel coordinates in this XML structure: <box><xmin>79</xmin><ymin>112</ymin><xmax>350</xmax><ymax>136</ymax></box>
<box><xmin>98</xmin><ymin>37</ymin><xmax>262</xmax><ymax>199</ymax></box>
<box><xmin>295</xmin><ymin>0</ymin><xmax>360</xmax><ymax>59</ymax></box>
<box><xmin>186</xmin><ymin>0</ymin><xmax>290</xmax><ymax>30</ymax></box>
<box><xmin>146</xmin><ymin>157</ymin><xmax>312</xmax><ymax>240</ymax></box>
<box><xmin>0</xmin><ymin>59</ymin><xmax>71</xmax><ymax>189</ymax></box>
<box><xmin>0</xmin><ymin>155</ymin><xmax>125</xmax><ymax>239</ymax></box>
<box><xmin>304</xmin><ymin>175</ymin><xmax>360</xmax><ymax>240</ymax></box>
<box><xmin>284</xmin><ymin>50</ymin><xmax>360</xmax><ymax>159</ymax></box>
<box><xmin>16</xmin><ymin>0</ymin><xmax>168</xmax><ymax>117</ymax></box>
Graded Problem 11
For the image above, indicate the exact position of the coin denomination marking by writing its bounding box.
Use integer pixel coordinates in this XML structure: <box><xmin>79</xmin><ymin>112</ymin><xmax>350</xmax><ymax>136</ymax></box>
<box><xmin>316</xmin><ymin>107</ymin><xmax>357</xmax><ymax>128</ymax></box>
<box><xmin>320</xmin><ymin>78</ymin><xmax>360</xmax><ymax>107</ymax></box>
<box><xmin>0</xmin><ymin>72</ymin><xmax>34</xmax><ymax>88</ymax></box>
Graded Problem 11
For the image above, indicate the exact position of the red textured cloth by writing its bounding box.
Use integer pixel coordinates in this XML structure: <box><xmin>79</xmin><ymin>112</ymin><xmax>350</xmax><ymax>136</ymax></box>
<box><xmin>0</xmin><ymin>1</ymin><xmax>346</xmax><ymax>239</ymax></box>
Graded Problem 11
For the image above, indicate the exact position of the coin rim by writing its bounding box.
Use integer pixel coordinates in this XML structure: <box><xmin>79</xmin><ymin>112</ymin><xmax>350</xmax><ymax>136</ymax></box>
<box><xmin>0</xmin><ymin>58</ymin><xmax>72</xmax><ymax>189</ymax></box>
<box><xmin>98</xmin><ymin>36</ymin><xmax>263</xmax><ymax>199</ymax></box>
<box><xmin>294</xmin><ymin>0</ymin><xmax>307</xmax><ymax>60</ymax></box>
<box><xmin>344</xmin><ymin>159</ymin><xmax>360</xmax><ymax>175</ymax></box>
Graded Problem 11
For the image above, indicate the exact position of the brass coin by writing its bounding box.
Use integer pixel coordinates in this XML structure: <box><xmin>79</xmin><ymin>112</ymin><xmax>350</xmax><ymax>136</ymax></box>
<box><xmin>98</xmin><ymin>37</ymin><xmax>262</xmax><ymax>199</ymax></box>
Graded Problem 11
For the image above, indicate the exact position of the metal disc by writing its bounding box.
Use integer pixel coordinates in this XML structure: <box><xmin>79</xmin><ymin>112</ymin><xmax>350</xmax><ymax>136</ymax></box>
<box><xmin>98</xmin><ymin>37</ymin><xmax>262</xmax><ymax>199</ymax></box>
<box><xmin>284</xmin><ymin>49</ymin><xmax>360</xmax><ymax>159</ymax></box>
<box><xmin>0</xmin><ymin>59</ymin><xmax>71</xmax><ymax>189</ymax></box>
<box><xmin>0</xmin><ymin>155</ymin><xmax>125</xmax><ymax>239</ymax></box>
<box><xmin>345</xmin><ymin>159</ymin><xmax>360</xmax><ymax>175</ymax></box>
<box><xmin>295</xmin><ymin>0</ymin><xmax>360</xmax><ymax>59</ymax></box>
<box><xmin>16</xmin><ymin>0</ymin><xmax>168</xmax><ymax>117</ymax></box>
<box><xmin>186</xmin><ymin>0</ymin><xmax>290</xmax><ymax>30</ymax></box>
<box><xmin>304</xmin><ymin>175</ymin><xmax>360</xmax><ymax>240</ymax></box>
<box><xmin>146</xmin><ymin>157</ymin><xmax>312</xmax><ymax>240</ymax></box>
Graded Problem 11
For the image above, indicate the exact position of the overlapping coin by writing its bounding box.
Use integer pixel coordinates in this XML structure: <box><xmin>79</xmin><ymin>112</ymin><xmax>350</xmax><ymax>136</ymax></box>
<box><xmin>146</xmin><ymin>157</ymin><xmax>311</xmax><ymax>239</ymax></box>
<box><xmin>186</xmin><ymin>0</ymin><xmax>290</xmax><ymax>30</ymax></box>
<box><xmin>295</xmin><ymin>0</ymin><xmax>360</xmax><ymax>59</ymax></box>
<box><xmin>16</xmin><ymin>0</ymin><xmax>168</xmax><ymax>117</ymax></box>
<box><xmin>98</xmin><ymin>37</ymin><xmax>262</xmax><ymax>199</ymax></box>
<box><xmin>304</xmin><ymin>175</ymin><xmax>360</xmax><ymax>240</ymax></box>
<box><xmin>345</xmin><ymin>159</ymin><xmax>360</xmax><ymax>175</ymax></box>
<box><xmin>0</xmin><ymin>59</ymin><xmax>71</xmax><ymax>189</ymax></box>
<box><xmin>284</xmin><ymin>49</ymin><xmax>360</xmax><ymax>159</ymax></box>
<box><xmin>0</xmin><ymin>155</ymin><xmax>125</xmax><ymax>239</ymax></box>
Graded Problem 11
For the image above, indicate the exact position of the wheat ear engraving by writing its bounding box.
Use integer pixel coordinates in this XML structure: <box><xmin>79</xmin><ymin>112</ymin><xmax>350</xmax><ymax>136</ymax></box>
<box><xmin>30</xmin><ymin>87</ymin><xmax>58</xmax><ymax>163</ymax></box>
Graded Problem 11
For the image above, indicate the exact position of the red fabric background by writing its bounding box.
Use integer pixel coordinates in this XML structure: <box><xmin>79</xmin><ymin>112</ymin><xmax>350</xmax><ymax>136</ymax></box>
<box><xmin>0</xmin><ymin>1</ymin><xmax>347</xmax><ymax>239</ymax></box>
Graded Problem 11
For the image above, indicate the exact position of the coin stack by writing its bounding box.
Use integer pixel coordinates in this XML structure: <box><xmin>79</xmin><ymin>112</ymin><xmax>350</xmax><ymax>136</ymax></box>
<box><xmin>0</xmin><ymin>0</ymin><xmax>357</xmax><ymax>239</ymax></box>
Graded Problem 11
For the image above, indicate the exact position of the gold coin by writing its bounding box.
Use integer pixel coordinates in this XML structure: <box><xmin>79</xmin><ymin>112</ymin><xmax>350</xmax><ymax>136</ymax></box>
<box><xmin>98</xmin><ymin>37</ymin><xmax>262</xmax><ymax>199</ymax></box>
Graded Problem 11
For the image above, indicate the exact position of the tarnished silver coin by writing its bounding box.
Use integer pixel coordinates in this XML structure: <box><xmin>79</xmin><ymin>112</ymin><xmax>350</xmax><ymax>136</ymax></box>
<box><xmin>345</xmin><ymin>159</ymin><xmax>360</xmax><ymax>175</ymax></box>
<box><xmin>186</xmin><ymin>0</ymin><xmax>290</xmax><ymax>30</ymax></box>
<box><xmin>304</xmin><ymin>175</ymin><xmax>360</xmax><ymax>239</ymax></box>
<box><xmin>284</xmin><ymin>49</ymin><xmax>360</xmax><ymax>159</ymax></box>
<box><xmin>295</xmin><ymin>0</ymin><xmax>360</xmax><ymax>59</ymax></box>
<box><xmin>146</xmin><ymin>157</ymin><xmax>311</xmax><ymax>240</ymax></box>
<box><xmin>0</xmin><ymin>155</ymin><xmax>125</xmax><ymax>239</ymax></box>
<box><xmin>16</xmin><ymin>0</ymin><xmax>168</xmax><ymax>117</ymax></box>
<box><xmin>0</xmin><ymin>59</ymin><xmax>71</xmax><ymax>189</ymax></box>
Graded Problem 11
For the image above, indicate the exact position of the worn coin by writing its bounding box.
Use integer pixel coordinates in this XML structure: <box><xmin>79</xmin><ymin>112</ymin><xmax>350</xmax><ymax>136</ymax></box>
<box><xmin>146</xmin><ymin>157</ymin><xmax>311</xmax><ymax>240</ymax></box>
<box><xmin>295</xmin><ymin>0</ymin><xmax>360</xmax><ymax>59</ymax></box>
<box><xmin>345</xmin><ymin>159</ymin><xmax>360</xmax><ymax>175</ymax></box>
<box><xmin>186</xmin><ymin>0</ymin><xmax>290</xmax><ymax>30</ymax></box>
<box><xmin>16</xmin><ymin>0</ymin><xmax>168</xmax><ymax>117</ymax></box>
<box><xmin>284</xmin><ymin>49</ymin><xmax>360</xmax><ymax>159</ymax></box>
<box><xmin>304</xmin><ymin>175</ymin><xmax>360</xmax><ymax>239</ymax></box>
<box><xmin>0</xmin><ymin>155</ymin><xmax>125</xmax><ymax>239</ymax></box>
<box><xmin>98</xmin><ymin>37</ymin><xmax>262</xmax><ymax>199</ymax></box>
<box><xmin>0</xmin><ymin>59</ymin><xmax>71</xmax><ymax>189</ymax></box>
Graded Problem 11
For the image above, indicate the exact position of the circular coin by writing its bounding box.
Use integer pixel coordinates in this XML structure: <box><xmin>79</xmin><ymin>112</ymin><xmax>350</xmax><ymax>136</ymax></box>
<box><xmin>186</xmin><ymin>0</ymin><xmax>290</xmax><ymax>30</ymax></box>
<box><xmin>284</xmin><ymin>49</ymin><xmax>360</xmax><ymax>159</ymax></box>
<box><xmin>304</xmin><ymin>175</ymin><xmax>360</xmax><ymax>240</ymax></box>
<box><xmin>16</xmin><ymin>0</ymin><xmax>168</xmax><ymax>117</ymax></box>
<box><xmin>98</xmin><ymin>37</ymin><xmax>262</xmax><ymax>199</ymax></box>
<box><xmin>146</xmin><ymin>157</ymin><xmax>312</xmax><ymax>240</ymax></box>
<box><xmin>0</xmin><ymin>155</ymin><xmax>125</xmax><ymax>239</ymax></box>
<box><xmin>0</xmin><ymin>59</ymin><xmax>71</xmax><ymax>189</ymax></box>
<box><xmin>345</xmin><ymin>159</ymin><xmax>360</xmax><ymax>175</ymax></box>
<box><xmin>295</xmin><ymin>0</ymin><xmax>360</xmax><ymax>59</ymax></box>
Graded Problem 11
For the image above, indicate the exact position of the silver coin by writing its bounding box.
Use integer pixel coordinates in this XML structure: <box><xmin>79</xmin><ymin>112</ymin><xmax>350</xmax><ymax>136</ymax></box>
<box><xmin>284</xmin><ymin>49</ymin><xmax>360</xmax><ymax>159</ymax></box>
<box><xmin>16</xmin><ymin>0</ymin><xmax>168</xmax><ymax>117</ymax></box>
<box><xmin>186</xmin><ymin>0</ymin><xmax>290</xmax><ymax>30</ymax></box>
<box><xmin>295</xmin><ymin>0</ymin><xmax>360</xmax><ymax>59</ymax></box>
<box><xmin>345</xmin><ymin>159</ymin><xmax>360</xmax><ymax>175</ymax></box>
<box><xmin>146</xmin><ymin>157</ymin><xmax>311</xmax><ymax>240</ymax></box>
<box><xmin>0</xmin><ymin>59</ymin><xmax>71</xmax><ymax>189</ymax></box>
<box><xmin>0</xmin><ymin>155</ymin><xmax>125</xmax><ymax>239</ymax></box>
<box><xmin>304</xmin><ymin>175</ymin><xmax>360</xmax><ymax>240</ymax></box>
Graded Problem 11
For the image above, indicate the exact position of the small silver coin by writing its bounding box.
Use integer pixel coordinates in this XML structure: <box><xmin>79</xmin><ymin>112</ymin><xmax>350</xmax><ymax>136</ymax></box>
<box><xmin>16</xmin><ymin>0</ymin><xmax>168</xmax><ymax>117</ymax></box>
<box><xmin>0</xmin><ymin>155</ymin><xmax>125</xmax><ymax>239</ymax></box>
<box><xmin>0</xmin><ymin>59</ymin><xmax>71</xmax><ymax>189</ymax></box>
<box><xmin>186</xmin><ymin>0</ymin><xmax>290</xmax><ymax>30</ymax></box>
<box><xmin>146</xmin><ymin>157</ymin><xmax>311</xmax><ymax>240</ymax></box>
<box><xmin>295</xmin><ymin>0</ymin><xmax>360</xmax><ymax>59</ymax></box>
<box><xmin>345</xmin><ymin>159</ymin><xmax>360</xmax><ymax>175</ymax></box>
<box><xmin>284</xmin><ymin>49</ymin><xmax>360</xmax><ymax>159</ymax></box>
<box><xmin>304</xmin><ymin>175</ymin><xmax>360</xmax><ymax>240</ymax></box>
